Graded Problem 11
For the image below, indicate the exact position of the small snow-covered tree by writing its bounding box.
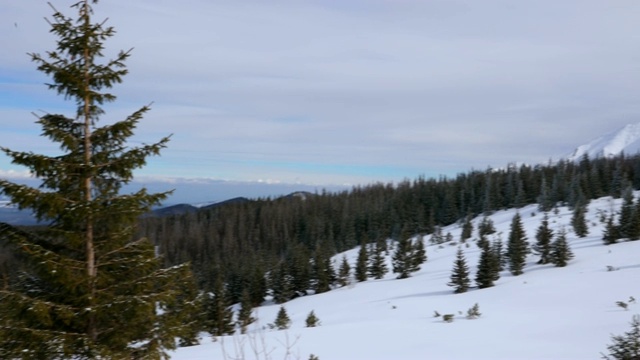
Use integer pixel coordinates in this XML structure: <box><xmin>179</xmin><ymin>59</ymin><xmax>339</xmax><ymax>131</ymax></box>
<box><xmin>305</xmin><ymin>310</ymin><xmax>321</xmax><ymax>328</ymax></box>
<box><xmin>551</xmin><ymin>228</ymin><xmax>574</xmax><ymax>267</ymax></box>
<box><xmin>507</xmin><ymin>213</ymin><xmax>528</xmax><ymax>275</ymax></box>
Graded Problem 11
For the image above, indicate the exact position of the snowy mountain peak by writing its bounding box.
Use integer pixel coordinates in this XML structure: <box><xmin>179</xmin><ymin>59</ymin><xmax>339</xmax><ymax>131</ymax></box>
<box><xmin>567</xmin><ymin>122</ymin><xmax>640</xmax><ymax>161</ymax></box>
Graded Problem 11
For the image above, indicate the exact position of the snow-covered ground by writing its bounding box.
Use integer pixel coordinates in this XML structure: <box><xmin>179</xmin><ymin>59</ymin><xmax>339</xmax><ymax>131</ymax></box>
<box><xmin>172</xmin><ymin>195</ymin><xmax>640</xmax><ymax>360</ymax></box>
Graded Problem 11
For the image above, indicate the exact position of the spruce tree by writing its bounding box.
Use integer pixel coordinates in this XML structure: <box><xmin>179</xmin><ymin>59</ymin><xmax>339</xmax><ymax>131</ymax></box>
<box><xmin>368</xmin><ymin>238</ymin><xmax>389</xmax><ymax>280</ymax></box>
<box><xmin>337</xmin><ymin>255</ymin><xmax>351</xmax><ymax>287</ymax></box>
<box><xmin>478</xmin><ymin>216</ymin><xmax>496</xmax><ymax>238</ymax></box>
<box><xmin>507</xmin><ymin>213</ymin><xmax>528</xmax><ymax>276</ymax></box>
<box><xmin>447</xmin><ymin>248</ymin><xmax>471</xmax><ymax>294</ymax></box>
<box><xmin>274</xmin><ymin>306</ymin><xmax>292</xmax><ymax>330</ymax></box>
<box><xmin>460</xmin><ymin>215</ymin><xmax>473</xmax><ymax>242</ymax></box>
<box><xmin>392</xmin><ymin>235</ymin><xmax>412</xmax><ymax>279</ymax></box>
<box><xmin>305</xmin><ymin>310</ymin><xmax>321</xmax><ymax>328</ymax></box>
<box><xmin>534</xmin><ymin>213</ymin><xmax>554</xmax><ymax>264</ymax></box>
<box><xmin>237</xmin><ymin>289</ymin><xmax>256</xmax><ymax>334</ymax></box>
<box><xmin>603</xmin><ymin>214</ymin><xmax>620</xmax><ymax>245</ymax></box>
<box><xmin>475</xmin><ymin>240</ymin><xmax>500</xmax><ymax>289</ymax></box>
<box><xmin>571</xmin><ymin>203</ymin><xmax>589</xmax><ymax>238</ymax></box>
<box><xmin>0</xmin><ymin>2</ymin><xmax>195</xmax><ymax>358</ymax></box>
<box><xmin>410</xmin><ymin>237</ymin><xmax>427</xmax><ymax>272</ymax></box>
<box><xmin>355</xmin><ymin>239</ymin><xmax>369</xmax><ymax>282</ymax></box>
<box><xmin>207</xmin><ymin>273</ymin><xmax>235</xmax><ymax>337</ymax></box>
<box><xmin>550</xmin><ymin>228</ymin><xmax>574</xmax><ymax>267</ymax></box>
<box><xmin>618</xmin><ymin>187</ymin><xmax>635</xmax><ymax>239</ymax></box>
<box><xmin>601</xmin><ymin>314</ymin><xmax>640</xmax><ymax>360</ymax></box>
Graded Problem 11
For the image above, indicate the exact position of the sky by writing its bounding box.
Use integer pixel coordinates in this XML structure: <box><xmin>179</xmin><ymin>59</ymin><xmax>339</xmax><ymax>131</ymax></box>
<box><xmin>2</xmin><ymin>0</ymin><xmax>640</xmax><ymax>204</ymax></box>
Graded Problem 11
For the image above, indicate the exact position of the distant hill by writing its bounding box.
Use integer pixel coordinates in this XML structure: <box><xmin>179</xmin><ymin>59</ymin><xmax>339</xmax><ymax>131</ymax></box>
<box><xmin>567</xmin><ymin>122</ymin><xmax>640</xmax><ymax>161</ymax></box>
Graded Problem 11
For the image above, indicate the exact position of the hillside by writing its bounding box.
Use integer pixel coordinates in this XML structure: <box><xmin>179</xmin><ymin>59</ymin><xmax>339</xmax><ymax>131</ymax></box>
<box><xmin>172</xmin><ymin>195</ymin><xmax>640</xmax><ymax>360</ymax></box>
<box><xmin>567</xmin><ymin>122</ymin><xmax>640</xmax><ymax>161</ymax></box>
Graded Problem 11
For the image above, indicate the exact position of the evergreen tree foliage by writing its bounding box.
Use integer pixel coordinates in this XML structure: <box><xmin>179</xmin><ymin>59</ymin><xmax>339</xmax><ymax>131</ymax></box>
<box><xmin>237</xmin><ymin>289</ymin><xmax>256</xmax><ymax>334</ymax></box>
<box><xmin>447</xmin><ymin>248</ymin><xmax>471</xmax><ymax>294</ymax></box>
<box><xmin>368</xmin><ymin>238</ymin><xmax>388</xmax><ymax>280</ymax></box>
<box><xmin>478</xmin><ymin>216</ymin><xmax>496</xmax><ymax>238</ymax></box>
<box><xmin>274</xmin><ymin>306</ymin><xmax>292</xmax><ymax>330</ymax></box>
<box><xmin>305</xmin><ymin>310</ymin><xmax>321</xmax><ymax>328</ymax></box>
<box><xmin>460</xmin><ymin>215</ymin><xmax>474</xmax><ymax>242</ymax></box>
<box><xmin>429</xmin><ymin>226</ymin><xmax>445</xmax><ymax>244</ymax></box>
<box><xmin>571</xmin><ymin>203</ymin><xmax>589</xmax><ymax>238</ymax></box>
<box><xmin>550</xmin><ymin>228</ymin><xmax>574</xmax><ymax>267</ymax></box>
<box><xmin>618</xmin><ymin>187</ymin><xmax>635</xmax><ymax>239</ymax></box>
<box><xmin>601</xmin><ymin>314</ymin><xmax>640</xmax><ymax>360</ymax></box>
<box><xmin>0</xmin><ymin>2</ymin><xmax>195</xmax><ymax>358</ymax></box>
<box><xmin>337</xmin><ymin>255</ymin><xmax>351</xmax><ymax>287</ymax></box>
<box><xmin>313</xmin><ymin>251</ymin><xmax>336</xmax><ymax>294</ymax></box>
<box><xmin>355</xmin><ymin>240</ymin><xmax>369</xmax><ymax>282</ymax></box>
<box><xmin>392</xmin><ymin>235</ymin><xmax>413</xmax><ymax>279</ymax></box>
<box><xmin>475</xmin><ymin>240</ymin><xmax>500</xmax><ymax>289</ymax></box>
<box><xmin>534</xmin><ymin>213</ymin><xmax>554</xmax><ymax>264</ymax></box>
<box><xmin>629</xmin><ymin>199</ymin><xmax>640</xmax><ymax>241</ymax></box>
<box><xmin>507</xmin><ymin>213</ymin><xmax>528</xmax><ymax>276</ymax></box>
<box><xmin>410</xmin><ymin>237</ymin><xmax>427</xmax><ymax>272</ymax></box>
<box><xmin>206</xmin><ymin>273</ymin><xmax>235</xmax><ymax>337</ymax></box>
<box><xmin>603</xmin><ymin>214</ymin><xmax>620</xmax><ymax>245</ymax></box>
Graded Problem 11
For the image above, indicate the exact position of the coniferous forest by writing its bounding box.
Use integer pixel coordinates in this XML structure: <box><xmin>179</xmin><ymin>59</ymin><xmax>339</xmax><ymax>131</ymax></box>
<box><xmin>137</xmin><ymin>153</ymin><xmax>640</xmax><ymax>305</ymax></box>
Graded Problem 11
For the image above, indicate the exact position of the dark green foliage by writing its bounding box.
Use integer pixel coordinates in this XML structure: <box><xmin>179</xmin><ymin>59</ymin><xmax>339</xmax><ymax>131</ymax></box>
<box><xmin>0</xmin><ymin>2</ymin><xmax>196</xmax><ymax>358</ymax></box>
<box><xmin>447</xmin><ymin>248</ymin><xmax>471</xmax><ymax>294</ymax></box>
<box><xmin>618</xmin><ymin>187</ymin><xmax>635</xmax><ymax>239</ymax></box>
<box><xmin>337</xmin><ymin>255</ymin><xmax>351</xmax><ymax>287</ymax></box>
<box><xmin>603</xmin><ymin>214</ymin><xmax>620</xmax><ymax>245</ymax></box>
<box><xmin>629</xmin><ymin>199</ymin><xmax>640</xmax><ymax>241</ymax></box>
<box><xmin>392</xmin><ymin>235</ymin><xmax>413</xmax><ymax>279</ymax></box>
<box><xmin>411</xmin><ymin>238</ymin><xmax>427</xmax><ymax>272</ymax></box>
<box><xmin>466</xmin><ymin>303</ymin><xmax>481</xmax><ymax>319</ymax></box>
<box><xmin>313</xmin><ymin>250</ymin><xmax>336</xmax><ymax>294</ymax></box>
<box><xmin>534</xmin><ymin>213</ymin><xmax>554</xmax><ymax>264</ymax></box>
<box><xmin>571</xmin><ymin>203</ymin><xmax>589</xmax><ymax>238</ymax></box>
<box><xmin>305</xmin><ymin>310</ymin><xmax>321</xmax><ymax>327</ymax></box>
<box><xmin>460</xmin><ymin>215</ymin><xmax>474</xmax><ymax>242</ymax></box>
<box><xmin>206</xmin><ymin>274</ymin><xmax>235</xmax><ymax>337</ymax></box>
<box><xmin>355</xmin><ymin>240</ymin><xmax>369</xmax><ymax>282</ymax></box>
<box><xmin>601</xmin><ymin>315</ymin><xmax>640</xmax><ymax>360</ymax></box>
<box><xmin>237</xmin><ymin>289</ymin><xmax>256</xmax><ymax>334</ymax></box>
<box><xmin>430</xmin><ymin>226</ymin><xmax>445</xmax><ymax>244</ymax></box>
<box><xmin>274</xmin><ymin>306</ymin><xmax>291</xmax><ymax>330</ymax></box>
<box><xmin>270</xmin><ymin>261</ymin><xmax>294</xmax><ymax>304</ymax></box>
<box><xmin>476</xmin><ymin>238</ymin><xmax>501</xmax><ymax>289</ymax></box>
<box><xmin>368</xmin><ymin>238</ymin><xmax>389</xmax><ymax>280</ymax></box>
<box><xmin>478</xmin><ymin>216</ymin><xmax>496</xmax><ymax>238</ymax></box>
<box><xmin>507</xmin><ymin>213</ymin><xmax>528</xmax><ymax>276</ymax></box>
<box><xmin>551</xmin><ymin>228</ymin><xmax>574</xmax><ymax>267</ymax></box>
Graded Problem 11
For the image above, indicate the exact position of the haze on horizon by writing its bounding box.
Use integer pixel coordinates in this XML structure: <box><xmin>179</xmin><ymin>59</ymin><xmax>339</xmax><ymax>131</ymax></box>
<box><xmin>2</xmin><ymin>0</ymin><xmax>640</xmax><ymax>203</ymax></box>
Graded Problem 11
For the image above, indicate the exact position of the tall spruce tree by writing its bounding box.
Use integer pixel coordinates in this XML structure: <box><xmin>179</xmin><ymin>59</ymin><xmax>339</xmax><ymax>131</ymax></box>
<box><xmin>571</xmin><ymin>203</ymin><xmax>589</xmax><ymax>238</ymax></box>
<box><xmin>475</xmin><ymin>241</ymin><xmax>500</xmax><ymax>289</ymax></box>
<box><xmin>534</xmin><ymin>213</ymin><xmax>554</xmax><ymax>264</ymax></box>
<box><xmin>392</xmin><ymin>235</ymin><xmax>413</xmax><ymax>279</ymax></box>
<box><xmin>337</xmin><ymin>254</ymin><xmax>351</xmax><ymax>287</ymax></box>
<box><xmin>410</xmin><ymin>237</ymin><xmax>427</xmax><ymax>272</ymax></box>
<box><xmin>355</xmin><ymin>239</ymin><xmax>369</xmax><ymax>282</ymax></box>
<box><xmin>507</xmin><ymin>213</ymin><xmax>528</xmax><ymax>276</ymax></box>
<box><xmin>447</xmin><ymin>248</ymin><xmax>471</xmax><ymax>293</ymax></box>
<box><xmin>603</xmin><ymin>213</ymin><xmax>620</xmax><ymax>245</ymax></box>
<box><xmin>0</xmin><ymin>2</ymin><xmax>195</xmax><ymax>358</ymax></box>
<box><xmin>368</xmin><ymin>238</ymin><xmax>389</xmax><ymax>280</ymax></box>
<box><xmin>550</xmin><ymin>228</ymin><xmax>574</xmax><ymax>267</ymax></box>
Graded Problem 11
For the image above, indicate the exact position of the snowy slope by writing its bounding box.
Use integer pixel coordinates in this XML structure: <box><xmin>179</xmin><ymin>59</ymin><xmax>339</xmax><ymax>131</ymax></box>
<box><xmin>172</xmin><ymin>197</ymin><xmax>640</xmax><ymax>360</ymax></box>
<box><xmin>567</xmin><ymin>122</ymin><xmax>640</xmax><ymax>161</ymax></box>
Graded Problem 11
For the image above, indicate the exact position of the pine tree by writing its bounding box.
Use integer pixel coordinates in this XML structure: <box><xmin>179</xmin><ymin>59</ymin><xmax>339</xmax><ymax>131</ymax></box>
<box><xmin>534</xmin><ymin>213</ymin><xmax>554</xmax><ymax>264</ymax></box>
<box><xmin>392</xmin><ymin>235</ymin><xmax>412</xmax><ymax>279</ymax></box>
<box><xmin>355</xmin><ymin>239</ymin><xmax>369</xmax><ymax>282</ymax></box>
<box><xmin>270</xmin><ymin>261</ymin><xmax>294</xmax><ymax>304</ymax></box>
<box><xmin>550</xmin><ymin>228</ymin><xmax>574</xmax><ymax>267</ymax></box>
<box><xmin>368</xmin><ymin>238</ymin><xmax>389</xmax><ymax>279</ymax></box>
<box><xmin>475</xmin><ymin>240</ymin><xmax>500</xmax><ymax>289</ymax></box>
<box><xmin>237</xmin><ymin>289</ymin><xmax>256</xmax><ymax>334</ymax></box>
<box><xmin>478</xmin><ymin>216</ymin><xmax>496</xmax><ymax>238</ymax></box>
<box><xmin>571</xmin><ymin>203</ymin><xmax>589</xmax><ymax>238</ymax></box>
<box><xmin>460</xmin><ymin>215</ymin><xmax>473</xmax><ymax>242</ymax></box>
<box><xmin>337</xmin><ymin>255</ymin><xmax>351</xmax><ymax>287</ymax></box>
<box><xmin>603</xmin><ymin>214</ymin><xmax>620</xmax><ymax>245</ymax></box>
<box><xmin>0</xmin><ymin>2</ymin><xmax>196</xmax><ymax>358</ymax></box>
<box><xmin>206</xmin><ymin>273</ymin><xmax>235</xmax><ymax>337</ymax></box>
<box><xmin>274</xmin><ymin>306</ymin><xmax>292</xmax><ymax>330</ymax></box>
<box><xmin>305</xmin><ymin>310</ymin><xmax>321</xmax><ymax>327</ymax></box>
<box><xmin>410</xmin><ymin>237</ymin><xmax>427</xmax><ymax>272</ymax></box>
<box><xmin>618</xmin><ymin>187</ymin><xmax>635</xmax><ymax>239</ymax></box>
<box><xmin>601</xmin><ymin>314</ymin><xmax>640</xmax><ymax>360</ymax></box>
<box><xmin>507</xmin><ymin>213</ymin><xmax>528</xmax><ymax>276</ymax></box>
<box><xmin>447</xmin><ymin>248</ymin><xmax>471</xmax><ymax>294</ymax></box>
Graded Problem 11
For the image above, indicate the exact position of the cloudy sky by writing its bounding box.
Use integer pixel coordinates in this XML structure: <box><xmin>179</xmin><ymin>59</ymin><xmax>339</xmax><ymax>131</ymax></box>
<box><xmin>1</xmin><ymin>0</ymin><xmax>640</xmax><ymax>203</ymax></box>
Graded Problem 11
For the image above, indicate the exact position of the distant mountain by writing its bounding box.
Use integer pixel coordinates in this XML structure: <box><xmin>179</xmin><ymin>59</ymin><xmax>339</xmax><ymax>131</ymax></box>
<box><xmin>567</xmin><ymin>122</ymin><xmax>640</xmax><ymax>161</ymax></box>
<box><xmin>148</xmin><ymin>203</ymin><xmax>198</xmax><ymax>217</ymax></box>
